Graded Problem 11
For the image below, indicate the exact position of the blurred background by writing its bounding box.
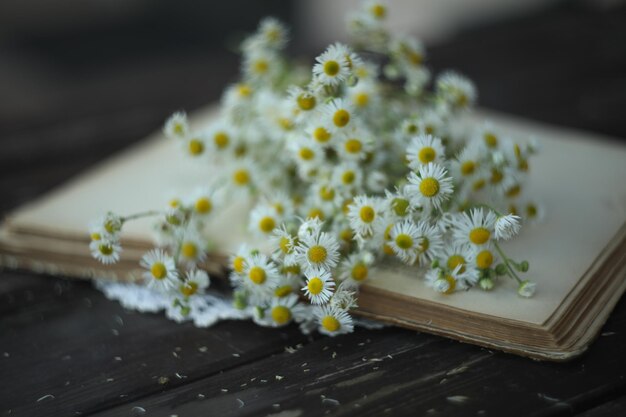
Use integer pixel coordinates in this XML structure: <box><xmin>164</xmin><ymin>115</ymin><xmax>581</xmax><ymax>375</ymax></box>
<box><xmin>1</xmin><ymin>0</ymin><xmax>625</xmax><ymax>214</ymax></box>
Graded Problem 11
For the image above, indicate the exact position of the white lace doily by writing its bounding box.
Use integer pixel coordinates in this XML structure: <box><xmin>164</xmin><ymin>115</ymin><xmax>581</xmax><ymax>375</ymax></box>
<box><xmin>95</xmin><ymin>281</ymin><xmax>386</xmax><ymax>331</ymax></box>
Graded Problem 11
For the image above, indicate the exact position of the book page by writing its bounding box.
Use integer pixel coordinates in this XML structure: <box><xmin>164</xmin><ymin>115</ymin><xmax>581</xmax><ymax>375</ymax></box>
<box><xmin>6</xmin><ymin>107</ymin><xmax>626</xmax><ymax>325</ymax></box>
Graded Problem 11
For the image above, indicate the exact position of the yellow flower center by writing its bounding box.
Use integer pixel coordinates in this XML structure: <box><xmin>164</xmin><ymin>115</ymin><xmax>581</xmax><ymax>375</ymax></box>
<box><xmin>252</xmin><ymin>59</ymin><xmax>268</xmax><ymax>74</ymax></box>
<box><xmin>527</xmin><ymin>204</ymin><xmax>538</xmax><ymax>218</ymax></box>
<box><xmin>307</xmin><ymin>277</ymin><xmax>324</xmax><ymax>295</ymax></box>
<box><xmin>395</xmin><ymin>234</ymin><xmax>413</xmax><ymax>250</ymax></box>
<box><xmin>506</xmin><ymin>184</ymin><xmax>521</xmax><ymax>198</ymax></box>
<box><xmin>352</xmin><ymin>264</ymin><xmax>368</xmax><ymax>281</ymax></box>
<box><xmin>299</xmin><ymin>147</ymin><xmax>315</xmax><ymax>160</ymax></box>
<box><xmin>233</xmin><ymin>256</ymin><xmax>245</xmax><ymax>273</ymax></box>
<box><xmin>313</xmin><ymin>127</ymin><xmax>331</xmax><ymax>143</ymax></box>
<box><xmin>237</xmin><ymin>84</ymin><xmax>251</xmax><ymax>97</ymax></box>
<box><xmin>359</xmin><ymin>206</ymin><xmax>375</xmax><ymax>223</ymax></box>
<box><xmin>408</xmin><ymin>51</ymin><xmax>422</xmax><ymax>66</ymax></box>
<box><xmin>473</xmin><ymin>178</ymin><xmax>486</xmax><ymax>191</ymax></box>
<box><xmin>406</xmin><ymin>123</ymin><xmax>417</xmax><ymax>134</ymax></box>
<box><xmin>319</xmin><ymin>186</ymin><xmax>335</xmax><ymax>201</ymax></box>
<box><xmin>342</xmin><ymin>171</ymin><xmax>355</xmax><ymax>185</ymax></box>
<box><xmin>173</xmin><ymin>123</ymin><xmax>184</xmax><ymax>135</ymax></box>
<box><xmin>274</xmin><ymin>285</ymin><xmax>292</xmax><ymax>298</ymax></box>
<box><xmin>181</xmin><ymin>242</ymin><xmax>198</xmax><ymax>259</ymax></box>
<box><xmin>447</xmin><ymin>255</ymin><xmax>466</xmax><ymax>273</ymax></box>
<box><xmin>321</xmin><ymin>316</ymin><xmax>340</xmax><ymax>332</ymax></box>
<box><xmin>340</xmin><ymin>228</ymin><xmax>353</xmax><ymax>243</ymax></box>
<box><xmin>392</xmin><ymin>198</ymin><xmax>410</xmax><ymax>216</ymax></box>
<box><xmin>308</xmin><ymin>208</ymin><xmax>324</xmax><ymax>220</ymax></box>
<box><xmin>278</xmin><ymin>118</ymin><xmax>293</xmax><ymax>131</ymax></box>
<box><xmin>469</xmin><ymin>227</ymin><xmax>490</xmax><ymax>245</ymax></box>
<box><xmin>169</xmin><ymin>198</ymin><xmax>180</xmax><ymax>208</ymax></box>
<box><xmin>345</xmin><ymin>138</ymin><xmax>362</xmax><ymax>154</ymax></box>
<box><xmin>258</xmin><ymin>216</ymin><xmax>276</xmax><ymax>233</ymax></box>
<box><xmin>90</xmin><ymin>232</ymin><xmax>101</xmax><ymax>241</ymax></box>
<box><xmin>419</xmin><ymin>177</ymin><xmax>440</xmax><ymax>197</ymax></box>
<box><xmin>151</xmin><ymin>262</ymin><xmax>167</xmax><ymax>280</ymax></box>
<box><xmin>354</xmin><ymin>93</ymin><xmax>369</xmax><ymax>107</ymax></box>
<box><xmin>418</xmin><ymin>147</ymin><xmax>436</xmax><ymax>164</ymax></box>
<box><xmin>180</xmin><ymin>282</ymin><xmax>198</xmax><ymax>297</ymax></box>
<box><xmin>271</xmin><ymin>306</ymin><xmax>292</xmax><ymax>325</ymax></box>
<box><xmin>297</xmin><ymin>94</ymin><xmax>316</xmax><ymax>111</ymax></box>
<box><xmin>98</xmin><ymin>244</ymin><xmax>113</xmax><ymax>255</ymax></box>
<box><xmin>279</xmin><ymin>236</ymin><xmax>291</xmax><ymax>254</ymax></box>
<box><xmin>195</xmin><ymin>198</ymin><xmax>212</xmax><ymax>214</ymax></box>
<box><xmin>371</xmin><ymin>4</ymin><xmax>386</xmax><ymax>18</ymax></box>
<box><xmin>443</xmin><ymin>275</ymin><xmax>456</xmax><ymax>294</ymax></box>
<box><xmin>384</xmin><ymin>224</ymin><xmax>393</xmax><ymax>240</ymax></box>
<box><xmin>248</xmin><ymin>266</ymin><xmax>266</xmax><ymax>284</ymax></box>
<box><xmin>233</xmin><ymin>169</ymin><xmax>250</xmax><ymax>186</ymax></box>
<box><xmin>484</xmin><ymin>132</ymin><xmax>498</xmax><ymax>148</ymax></box>
<box><xmin>283</xmin><ymin>264</ymin><xmax>301</xmax><ymax>275</ymax></box>
<box><xmin>323</xmin><ymin>60</ymin><xmax>340</xmax><ymax>76</ymax></box>
<box><xmin>460</xmin><ymin>161</ymin><xmax>476</xmax><ymax>176</ymax></box>
<box><xmin>420</xmin><ymin>237</ymin><xmax>430</xmax><ymax>252</ymax></box>
<box><xmin>490</xmin><ymin>168</ymin><xmax>503</xmax><ymax>184</ymax></box>
<box><xmin>333</xmin><ymin>109</ymin><xmax>350</xmax><ymax>127</ymax></box>
<box><xmin>383</xmin><ymin>244</ymin><xmax>395</xmax><ymax>256</ymax></box>
<box><xmin>476</xmin><ymin>250</ymin><xmax>494</xmax><ymax>269</ymax></box>
<box><xmin>188</xmin><ymin>139</ymin><xmax>204</xmax><ymax>155</ymax></box>
<box><xmin>308</xmin><ymin>245</ymin><xmax>327</xmax><ymax>263</ymax></box>
<box><xmin>214</xmin><ymin>132</ymin><xmax>229</xmax><ymax>149</ymax></box>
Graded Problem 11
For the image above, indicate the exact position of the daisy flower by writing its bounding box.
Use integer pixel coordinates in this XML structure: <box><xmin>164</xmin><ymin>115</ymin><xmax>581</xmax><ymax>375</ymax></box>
<box><xmin>495</xmin><ymin>213</ymin><xmax>522</xmax><ymax>240</ymax></box>
<box><xmin>312</xmin><ymin>44</ymin><xmax>351</xmax><ymax>87</ymax></box>
<box><xmin>177</xmin><ymin>230</ymin><xmax>207</xmax><ymax>267</ymax></box>
<box><xmin>384</xmin><ymin>187</ymin><xmax>413</xmax><ymax>219</ymax></box>
<box><xmin>96</xmin><ymin>212</ymin><xmax>123</xmax><ymax>239</ymax></box>
<box><xmin>425</xmin><ymin>266</ymin><xmax>462</xmax><ymax>295</ymax></box>
<box><xmin>255</xmin><ymin>17</ymin><xmax>289</xmax><ymax>50</ymax></box>
<box><xmin>315</xmin><ymin>305</ymin><xmax>354</xmax><ymax>336</ymax></box>
<box><xmin>475</xmin><ymin>248</ymin><xmax>497</xmax><ymax>270</ymax></box>
<box><xmin>322</xmin><ymin>99</ymin><xmax>353</xmax><ymax>132</ymax></box>
<box><xmin>267</xmin><ymin>295</ymin><xmax>306</xmax><ymax>328</ymax></box>
<box><xmin>163</xmin><ymin>111</ymin><xmax>188</xmax><ymax>140</ymax></box>
<box><xmin>205</xmin><ymin>122</ymin><xmax>236</xmax><ymax>154</ymax></box>
<box><xmin>339</xmin><ymin>252</ymin><xmax>374</xmax><ymax>287</ymax></box>
<box><xmin>90</xmin><ymin>239</ymin><xmax>121</xmax><ymax>265</ymax></box>
<box><xmin>271</xmin><ymin>225</ymin><xmax>298</xmax><ymax>261</ymax></box>
<box><xmin>229</xmin><ymin>244</ymin><xmax>251</xmax><ymax>285</ymax></box>
<box><xmin>441</xmin><ymin>244</ymin><xmax>478</xmax><ymax>289</ymax></box>
<box><xmin>249</xmin><ymin>204</ymin><xmax>282</xmax><ymax>236</ymax></box>
<box><xmin>287</xmin><ymin>86</ymin><xmax>318</xmax><ymax>114</ymax></box>
<box><xmin>388</xmin><ymin>220</ymin><xmax>422</xmax><ymax>265</ymax></box>
<box><xmin>414</xmin><ymin>220</ymin><xmax>445</xmax><ymax>265</ymax></box>
<box><xmin>302</xmin><ymin>267</ymin><xmax>335</xmax><ymax>304</ymax></box>
<box><xmin>330</xmin><ymin>283</ymin><xmax>358</xmax><ymax>310</ymax></box>
<box><xmin>365</xmin><ymin>0</ymin><xmax>388</xmax><ymax>20</ymax></box>
<box><xmin>406</xmin><ymin>162</ymin><xmax>454</xmax><ymax>211</ymax></box>
<box><xmin>452</xmin><ymin>208</ymin><xmax>497</xmax><ymax>248</ymax></box>
<box><xmin>242</xmin><ymin>253</ymin><xmax>279</xmax><ymax>298</ymax></box>
<box><xmin>436</xmin><ymin>71</ymin><xmax>477</xmax><ymax>109</ymax></box>
<box><xmin>182</xmin><ymin>134</ymin><xmax>205</xmax><ymax>158</ymax></box>
<box><xmin>180</xmin><ymin>269</ymin><xmax>210</xmax><ymax>297</ymax></box>
<box><xmin>347</xmin><ymin>195</ymin><xmax>385</xmax><ymax>237</ymax></box>
<box><xmin>297</xmin><ymin>216</ymin><xmax>325</xmax><ymax>240</ymax></box>
<box><xmin>295</xmin><ymin>231</ymin><xmax>341</xmax><ymax>270</ymax></box>
<box><xmin>406</xmin><ymin>134</ymin><xmax>445</xmax><ymax>169</ymax></box>
<box><xmin>337</xmin><ymin>128</ymin><xmax>373</xmax><ymax>161</ymax></box>
<box><xmin>390</xmin><ymin>34</ymin><xmax>425</xmax><ymax>68</ymax></box>
<box><xmin>227</xmin><ymin>159</ymin><xmax>256</xmax><ymax>192</ymax></box>
<box><xmin>140</xmin><ymin>249</ymin><xmax>179</xmax><ymax>292</ymax></box>
<box><xmin>451</xmin><ymin>143</ymin><xmax>482</xmax><ymax>181</ymax></box>
<box><xmin>305</xmin><ymin>123</ymin><xmax>334</xmax><ymax>146</ymax></box>
<box><xmin>347</xmin><ymin>80</ymin><xmax>379</xmax><ymax>111</ymax></box>
<box><xmin>189</xmin><ymin>187</ymin><xmax>220</xmax><ymax>218</ymax></box>
<box><xmin>332</xmin><ymin>163</ymin><xmax>363</xmax><ymax>191</ymax></box>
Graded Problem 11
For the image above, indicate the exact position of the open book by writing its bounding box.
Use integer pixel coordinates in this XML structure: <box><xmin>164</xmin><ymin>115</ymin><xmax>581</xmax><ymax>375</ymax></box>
<box><xmin>2</xmin><ymin>106</ymin><xmax>625</xmax><ymax>361</ymax></box>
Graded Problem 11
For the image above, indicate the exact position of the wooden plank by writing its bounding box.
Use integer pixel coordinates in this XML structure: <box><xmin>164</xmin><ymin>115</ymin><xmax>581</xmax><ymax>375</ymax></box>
<box><xmin>89</xmin><ymin>297</ymin><xmax>626</xmax><ymax>417</ymax></box>
<box><xmin>0</xmin><ymin>272</ymin><xmax>308</xmax><ymax>417</ymax></box>
<box><xmin>576</xmin><ymin>396</ymin><xmax>626</xmax><ymax>417</ymax></box>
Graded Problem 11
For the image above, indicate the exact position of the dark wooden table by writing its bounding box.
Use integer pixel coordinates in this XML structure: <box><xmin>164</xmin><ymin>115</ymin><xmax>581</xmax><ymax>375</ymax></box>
<box><xmin>2</xmin><ymin>2</ymin><xmax>626</xmax><ymax>416</ymax></box>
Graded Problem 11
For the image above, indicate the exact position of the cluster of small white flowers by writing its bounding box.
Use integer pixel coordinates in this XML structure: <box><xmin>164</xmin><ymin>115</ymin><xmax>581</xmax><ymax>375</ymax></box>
<box><xmin>89</xmin><ymin>1</ymin><xmax>541</xmax><ymax>334</ymax></box>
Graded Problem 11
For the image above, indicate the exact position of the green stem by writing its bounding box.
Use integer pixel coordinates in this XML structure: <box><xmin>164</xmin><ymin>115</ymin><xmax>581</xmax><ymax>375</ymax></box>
<box><xmin>122</xmin><ymin>210</ymin><xmax>162</xmax><ymax>223</ymax></box>
<box><xmin>494</xmin><ymin>241</ymin><xmax>522</xmax><ymax>284</ymax></box>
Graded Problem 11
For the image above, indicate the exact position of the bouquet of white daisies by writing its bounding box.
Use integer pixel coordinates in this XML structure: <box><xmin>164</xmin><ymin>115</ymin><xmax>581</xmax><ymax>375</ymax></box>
<box><xmin>89</xmin><ymin>1</ymin><xmax>541</xmax><ymax>336</ymax></box>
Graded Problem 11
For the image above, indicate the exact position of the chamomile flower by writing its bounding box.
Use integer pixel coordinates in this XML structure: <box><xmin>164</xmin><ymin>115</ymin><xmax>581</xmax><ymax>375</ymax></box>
<box><xmin>414</xmin><ymin>220</ymin><xmax>445</xmax><ymax>265</ymax></box>
<box><xmin>289</xmin><ymin>136</ymin><xmax>324</xmax><ymax>167</ymax></box>
<box><xmin>180</xmin><ymin>269</ymin><xmax>210</xmax><ymax>297</ymax></box>
<box><xmin>205</xmin><ymin>122</ymin><xmax>236</xmax><ymax>154</ymax></box>
<box><xmin>339</xmin><ymin>252</ymin><xmax>374</xmax><ymax>287</ymax></box>
<box><xmin>242</xmin><ymin>253</ymin><xmax>279</xmax><ymax>298</ymax></box>
<box><xmin>271</xmin><ymin>225</ymin><xmax>297</xmax><ymax>260</ymax></box>
<box><xmin>388</xmin><ymin>220</ymin><xmax>422</xmax><ymax>264</ymax></box>
<box><xmin>163</xmin><ymin>111</ymin><xmax>189</xmax><ymax>140</ymax></box>
<box><xmin>337</xmin><ymin>128</ymin><xmax>373</xmax><ymax>161</ymax></box>
<box><xmin>228</xmin><ymin>159</ymin><xmax>256</xmax><ymax>192</ymax></box>
<box><xmin>390</xmin><ymin>34</ymin><xmax>425</xmax><ymax>68</ymax></box>
<box><xmin>312</xmin><ymin>45</ymin><xmax>350</xmax><ymax>87</ymax></box>
<box><xmin>181</xmin><ymin>133</ymin><xmax>206</xmax><ymax>158</ymax></box>
<box><xmin>297</xmin><ymin>216</ymin><xmax>325</xmax><ymax>240</ymax></box>
<box><xmin>347</xmin><ymin>195</ymin><xmax>385</xmax><ymax>237</ymax></box>
<box><xmin>96</xmin><ymin>212</ymin><xmax>123</xmax><ymax>239</ymax></box>
<box><xmin>475</xmin><ymin>248</ymin><xmax>497</xmax><ymax>270</ymax></box>
<box><xmin>495</xmin><ymin>214</ymin><xmax>522</xmax><ymax>240</ymax></box>
<box><xmin>177</xmin><ymin>230</ymin><xmax>207</xmax><ymax>267</ymax></box>
<box><xmin>287</xmin><ymin>86</ymin><xmax>318</xmax><ymax>114</ymax></box>
<box><xmin>322</xmin><ymin>99</ymin><xmax>353</xmax><ymax>132</ymax></box>
<box><xmin>332</xmin><ymin>163</ymin><xmax>363</xmax><ymax>191</ymax></box>
<box><xmin>441</xmin><ymin>244</ymin><xmax>478</xmax><ymax>289</ymax></box>
<box><xmin>384</xmin><ymin>187</ymin><xmax>413</xmax><ymax>219</ymax></box>
<box><xmin>365</xmin><ymin>0</ymin><xmax>388</xmax><ymax>21</ymax></box>
<box><xmin>304</xmin><ymin>123</ymin><xmax>334</xmax><ymax>146</ymax></box>
<box><xmin>249</xmin><ymin>204</ymin><xmax>282</xmax><ymax>236</ymax></box>
<box><xmin>302</xmin><ymin>267</ymin><xmax>335</xmax><ymax>304</ymax></box>
<box><xmin>315</xmin><ymin>305</ymin><xmax>354</xmax><ymax>336</ymax></box>
<box><xmin>406</xmin><ymin>134</ymin><xmax>445</xmax><ymax>169</ymax></box>
<box><xmin>255</xmin><ymin>17</ymin><xmax>289</xmax><ymax>50</ymax></box>
<box><xmin>229</xmin><ymin>244</ymin><xmax>251</xmax><ymax>284</ymax></box>
<box><xmin>90</xmin><ymin>239</ymin><xmax>122</xmax><ymax>265</ymax></box>
<box><xmin>451</xmin><ymin>143</ymin><xmax>482</xmax><ymax>181</ymax></box>
<box><xmin>425</xmin><ymin>266</ymin><xmax>462</xmax><ymax>295</ymax></box>
<box><xmin>330</xmin><ymin>283</ymin><xmax>358</xmax><ymax>310</ymax></box>
<box><xmin>406</xmin><ymin>163</ymin><xmax>454</xmax><ymax>211</ymax></box>
<box><xmin>347</xmin><ymin>80</ymin><xmax>379</xmax><ymax>111</ymax></box>
<box><xmin>188</xmin><ymin>187</ymin><xmax>220</xmax><ymax>218</ymax></box>
<box><xmin>140</xmin><ymin>249</ymin><xmax>179</xmax><ymax>292</ymax></box>
<box><xmin>436</xmin><ymin>71</ymin><xmax>477</xmax><ymax>109</ymax></box>
<box><xmin>295</xmin><ymin>231</ymin><xmax>341</xmax><ymax>270</ymax></box>
<box><xmin>266</xmin><ymin>295</ymin><xmax>306</xmax><ymax>327</ymax></box>
<box><xmin>453</xmin><ymin>208</ymin><xmax>497</xmax><ymax>248</ymax></box>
